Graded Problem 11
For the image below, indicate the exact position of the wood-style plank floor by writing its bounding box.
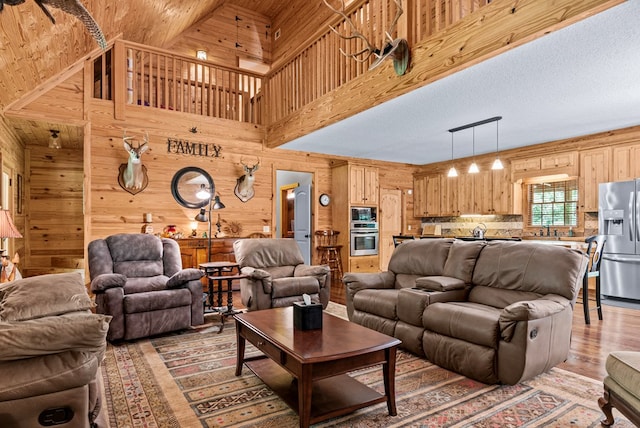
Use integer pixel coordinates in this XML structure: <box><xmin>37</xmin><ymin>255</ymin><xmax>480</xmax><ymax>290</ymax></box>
<box><xmin>560</xmin><ymin>298</ymin><xmax>640</xmax><ymax>381</ymax></box>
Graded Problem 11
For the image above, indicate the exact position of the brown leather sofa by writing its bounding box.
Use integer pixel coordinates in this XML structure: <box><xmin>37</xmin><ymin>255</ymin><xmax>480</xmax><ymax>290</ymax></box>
<box><xmin>343</xmin><ymin>238</ymin><xmax>588</xmax><ymax>385</ymax></box>
<box><xmin>0</xmin><ymin>272</ymin><xmax>111</xmax><ymax>428</ymax></box>
<box><xmin>88</xmin><ymin>233</ymin><xmax>204</xmax><ymax>341</ymax></box>
<box><xmin>233</xmin><ymin>238</ymin><xmax>331</xmax><ymax>311</ymax></box>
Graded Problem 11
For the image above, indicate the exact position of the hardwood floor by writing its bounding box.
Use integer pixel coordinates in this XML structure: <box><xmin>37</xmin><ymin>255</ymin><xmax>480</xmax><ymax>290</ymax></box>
<box><xmin>235</xmin><ymin>284</ymin><xmax>640</xmax><ymax>383</ymax></box>
<box><xmin>560</xmin><ymin>299</ymin><xmax>640</xmax><ymax>381</ymax></box>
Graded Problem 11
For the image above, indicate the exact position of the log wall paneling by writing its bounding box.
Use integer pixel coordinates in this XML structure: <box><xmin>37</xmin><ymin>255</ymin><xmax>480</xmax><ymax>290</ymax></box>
<box><xmin>24</xmin><ymin>147</ymin><xmax>84</xmax><ymax>277</ymax></box>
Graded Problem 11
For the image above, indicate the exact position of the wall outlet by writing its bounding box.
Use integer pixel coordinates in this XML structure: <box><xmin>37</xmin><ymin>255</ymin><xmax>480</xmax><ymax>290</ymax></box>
<box><xmin>408</xmin><ymin>225</ymin><xmax>412</xmax><ymax>230</ymax></box>
<box><xmin>263</xmin><ymin>225</ymin><xmax>270</xmax><ymax>233</ymax></box>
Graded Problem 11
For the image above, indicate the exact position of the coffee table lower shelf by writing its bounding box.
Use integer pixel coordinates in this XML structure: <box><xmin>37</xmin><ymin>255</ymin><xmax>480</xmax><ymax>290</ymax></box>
<box><xmin>245</xmin><ymin>357</ymin><xmax>388</xmax><ymax>425</ymax></box>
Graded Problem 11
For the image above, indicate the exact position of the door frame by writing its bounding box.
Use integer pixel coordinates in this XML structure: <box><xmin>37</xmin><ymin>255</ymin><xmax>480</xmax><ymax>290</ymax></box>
<box><xmin>274</xmin><ymin>169</ymin><xmax>315</xmax><ymax>262</ymax></box>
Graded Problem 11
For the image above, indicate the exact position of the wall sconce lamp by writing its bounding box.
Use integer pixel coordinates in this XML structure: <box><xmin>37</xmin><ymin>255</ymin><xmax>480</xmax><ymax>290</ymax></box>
<box><xmin>49</xmin><ymin>129</ymin><xmax>61</xmax><ymax>149</ymax></box>
<box><xmin>196</xmin><ymin>50</ymin><xmax>207</xmax><ymax>61</ymax></box>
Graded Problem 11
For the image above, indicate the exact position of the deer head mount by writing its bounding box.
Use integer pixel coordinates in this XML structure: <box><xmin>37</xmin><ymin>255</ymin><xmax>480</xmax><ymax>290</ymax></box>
<box><xmin>118</xmin><ymin>131</ymin><xmax>149</xmax><ymax>195</ymax></box>
<box><xmin>234</xmin><ymin>157</ymin><xmax>260</xmax><ymax>203</ymax></box>
<box><xmin>323</xmin><ymin>0</ymin><xmax>410</xmax><ymax>76</ymax></box>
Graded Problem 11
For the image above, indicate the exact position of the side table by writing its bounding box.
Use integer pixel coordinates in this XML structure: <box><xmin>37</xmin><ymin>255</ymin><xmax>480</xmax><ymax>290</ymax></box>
<box><xmin>199</xmin><ymin>261</ymin><xmax>247</xmax><ymax>332</ymax></box>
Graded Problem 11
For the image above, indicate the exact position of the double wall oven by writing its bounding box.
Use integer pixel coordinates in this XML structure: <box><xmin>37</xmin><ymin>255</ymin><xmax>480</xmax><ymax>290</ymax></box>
<box><xmin>350</xmin><ymin>207</ymin><xmax>379</xmax><ymax>256</ymax></box>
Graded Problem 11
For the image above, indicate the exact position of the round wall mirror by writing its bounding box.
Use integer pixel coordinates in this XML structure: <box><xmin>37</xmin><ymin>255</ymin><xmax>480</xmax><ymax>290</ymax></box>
<box><xmin>171</xmin><ymin>167</ymin><xmax>214</xmax><ymax>209</ymax></box>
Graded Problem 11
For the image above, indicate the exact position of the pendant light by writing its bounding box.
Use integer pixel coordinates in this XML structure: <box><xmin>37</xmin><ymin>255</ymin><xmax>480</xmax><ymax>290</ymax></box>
<box><xmin>491</xmin><ymin>119</ymin><xmax>504</xmax><ymax>170</ymax></box>
<box><xmin>447</xmin><ymin>131</ymin><xmax>458</xmax><ymax>177</ymax></box>
<box><xmin>468</xmin><ymin>127</ymin><xmax>479</xmax><ymax>174</ymax></box>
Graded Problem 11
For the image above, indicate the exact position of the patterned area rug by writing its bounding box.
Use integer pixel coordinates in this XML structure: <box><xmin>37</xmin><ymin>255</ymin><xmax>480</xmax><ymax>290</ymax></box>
<box><xmin>101</xmin><ymin>303</ymin><xmax>632</xmax><ymax>427</ymax></box>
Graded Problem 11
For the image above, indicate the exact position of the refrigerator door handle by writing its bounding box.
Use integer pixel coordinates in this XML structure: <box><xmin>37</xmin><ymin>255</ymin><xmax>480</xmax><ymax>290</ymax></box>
<box><xmin>603</xmin><ymin>254</ymin><xmax>640</xmax><ymax>263</ymax></box>
<box><xmin>631</xmin><ymin>190</ymin><xmax>636</xmax><ymax>241</ymax></box>
<box><xmin>637</xmin><ymin>188</ymin><xmax>640</xmax><ymax>242</ymax></box>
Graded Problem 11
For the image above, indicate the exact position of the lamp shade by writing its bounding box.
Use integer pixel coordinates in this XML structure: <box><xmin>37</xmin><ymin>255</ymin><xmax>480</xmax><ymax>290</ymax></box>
<box><xmin>0</xmin><ymin>210</ymin><xmax>22</xmax><ymax>239</ymax></box>
<box><xmin>212</xmin><ymin>195</ymin><xmax>225</xmax><ymax>210</ymax></box>
<box><xmin>194</xmin><ymin>208</ymin><xmax>208</xmax><ymax>222</ymax></box>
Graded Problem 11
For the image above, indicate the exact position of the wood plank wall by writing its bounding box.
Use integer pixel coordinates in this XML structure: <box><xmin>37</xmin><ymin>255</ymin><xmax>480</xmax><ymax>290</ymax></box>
<box><xmin>24</xmin><ymin>147</ymin><xmax>84</xmax><ymax>276</ymax></box>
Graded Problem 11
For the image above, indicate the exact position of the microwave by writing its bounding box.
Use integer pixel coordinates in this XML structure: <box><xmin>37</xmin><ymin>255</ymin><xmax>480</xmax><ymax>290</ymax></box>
<box><xmin>351</xmin><ymin>207</ymin><xmax>377</xmax><ymax>222</ymax></box>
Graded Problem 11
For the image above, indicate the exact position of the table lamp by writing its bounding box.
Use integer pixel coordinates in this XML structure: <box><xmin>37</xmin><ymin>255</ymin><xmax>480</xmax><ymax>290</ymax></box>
<box><xmin>0</xmin><ymin>210</ymin><xmax>22</xmax><ymax>281</ymax></box>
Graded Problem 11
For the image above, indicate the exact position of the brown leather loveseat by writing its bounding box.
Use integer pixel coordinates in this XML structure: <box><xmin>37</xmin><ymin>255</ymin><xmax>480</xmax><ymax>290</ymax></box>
<box><xmin>343</xmin><ymin>238</ymin><xmax>588</xmax><ymax>385</ymax></box>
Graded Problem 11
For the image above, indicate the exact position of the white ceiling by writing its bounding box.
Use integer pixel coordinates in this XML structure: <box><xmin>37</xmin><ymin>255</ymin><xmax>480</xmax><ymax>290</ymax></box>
<box><xmin>279</xmin><ymin>0</ymin><xmax>640</xmax><ymax>165</ymax></box>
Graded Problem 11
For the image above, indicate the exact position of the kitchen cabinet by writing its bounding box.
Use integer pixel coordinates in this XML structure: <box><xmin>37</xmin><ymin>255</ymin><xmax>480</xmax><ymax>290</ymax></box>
<box><xmin>511</xmin><ymin>157</ymin><xmax>541</xmax><ymax>174</ymax></box>
<box><xmin>349</xmin><ymin>255</ymin><xmax>379</xmax><ymax>273</ymax></box>
<box><xmin>612</xmin><ymin>144</ymin><xmax>640</xmax><ymax>182</ymax></box>
<box><xmin>491</xmin><ymin>166</ymin><xmax>513</xmax><ymax>214</ymax></box>
<box><xmin>581</xmin><ymin>147</ymin><xmax>610</xmax><ymax>212</ymax></box>
<box><xmin>512</xmin><ymin>151</ymin><xmax>578</xmax><ymax>180</ymax></box>
<box><xmin>349</xmin><ymin>165</ymin><xmax>378</xmax><ymax>205</ymax></box>
<box><xmin>541</xmin><ymin>152</ymin><xmax>577</xmax><ymax>169</ymax></box>
<box><xmin>413</xmin><ymin>174</ymin><xmax>440</xmax><ymax>217</ymax></box>
<box><xmin>332</xmin><ymin>163</ymin><xmax>380</xmax><ymax>273</ymax></box>
<box><xmin>440</xmin><ymin>174</ymin><xmax>459</xmax><ymax>216</ymax></box>
<box><xmin>441</xmin><ymin>162</ymin><xmax>512</xmax><ymax>215</ymax></box>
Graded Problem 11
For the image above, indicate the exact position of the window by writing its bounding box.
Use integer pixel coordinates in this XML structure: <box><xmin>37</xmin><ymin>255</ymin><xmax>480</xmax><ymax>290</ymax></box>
<box><xmin>528</xmin><ymin>180</ymin><xmax>578</xmax><ymax>227</ymax></box>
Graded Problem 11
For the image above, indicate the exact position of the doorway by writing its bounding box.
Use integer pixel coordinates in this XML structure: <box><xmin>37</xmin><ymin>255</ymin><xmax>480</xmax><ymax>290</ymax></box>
<box><xmin>275</xmin><ymin>171</ymin><xmax>313</xmax><ymax>264</ymax></box>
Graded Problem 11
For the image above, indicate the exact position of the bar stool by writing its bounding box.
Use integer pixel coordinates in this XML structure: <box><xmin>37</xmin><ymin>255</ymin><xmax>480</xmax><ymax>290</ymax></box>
<box><xmin>315</xmin><ymin>230</ymin><xmax>343</xmax><ymax>282</ymax></box>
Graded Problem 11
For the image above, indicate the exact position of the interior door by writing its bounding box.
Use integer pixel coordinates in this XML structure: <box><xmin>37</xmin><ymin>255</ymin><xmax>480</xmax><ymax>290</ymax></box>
<box><xmin>294</xmin><ymin>184</ymin><xmax>312</xmax><ymax>264</ymax></box>
<box><xmin>379</xmin><ymin>188</ymin><xmax>402</xmax><ymax>270</ymax></box>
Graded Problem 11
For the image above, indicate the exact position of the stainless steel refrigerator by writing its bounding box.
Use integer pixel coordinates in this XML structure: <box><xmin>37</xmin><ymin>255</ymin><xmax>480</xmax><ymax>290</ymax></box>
<box><xmin>599</xmin><ymin>180</ymin><xmax>640</xmax><ymax>300</ymax></box>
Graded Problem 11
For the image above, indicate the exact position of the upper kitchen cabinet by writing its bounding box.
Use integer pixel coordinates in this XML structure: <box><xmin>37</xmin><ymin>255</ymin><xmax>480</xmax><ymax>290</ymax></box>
<box><xmin>491</xmin><ymin>165</ymin><xmax>513</xmax><ymax>214</ymax></box>
<box><xmin>440</xmin><ymin>174</ymin><xmax>459</xmax><ymax>216</ymax></box>
<box><xmin>612</xmin><ymin>144</ymin><xmax>640</xmax><ymax>182</ymax></box>
<box><xmin>512</xmin><ymin>151</ymin><xmax>578</xmax><ymax>181</ymax></box>
<box><xmin>580</xmin><ymin>147</ymin><xmax>610</xmax><ymax>212</ymax></box>
<box><xmin>350</xmin><ymin>165</ymin><xmax>379</xmax><ymax>205</ymax></box>
<box><xmin>413</xmin><ymin>174</ymin><xmax>440</xmax><ymax>217</ymax></box>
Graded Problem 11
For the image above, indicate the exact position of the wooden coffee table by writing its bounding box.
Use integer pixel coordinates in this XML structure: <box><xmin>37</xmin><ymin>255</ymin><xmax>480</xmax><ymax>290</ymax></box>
<box><xmin>234</xmin><ymin>307</ymin><xmax>401</xmax><ymax>428</ymax></box>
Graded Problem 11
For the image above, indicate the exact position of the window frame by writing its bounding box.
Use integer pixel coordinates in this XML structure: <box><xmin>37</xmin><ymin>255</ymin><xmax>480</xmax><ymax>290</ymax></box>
<box><xmin>522</xmin><ymin>176</ymin><xmax>581</xmax><ymax>235</ymax></box>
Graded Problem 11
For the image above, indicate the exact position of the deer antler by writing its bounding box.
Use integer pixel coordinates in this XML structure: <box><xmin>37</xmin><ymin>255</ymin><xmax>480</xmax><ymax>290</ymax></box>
<box><xmin>322</xmin><ymin>0</ymin><xmax>379</xmax><ymax>63</ymax></box>
<box><xmin>385</xmin><ymin>0</ymin><xmax>404</xmax><ymax>44</ymax></box>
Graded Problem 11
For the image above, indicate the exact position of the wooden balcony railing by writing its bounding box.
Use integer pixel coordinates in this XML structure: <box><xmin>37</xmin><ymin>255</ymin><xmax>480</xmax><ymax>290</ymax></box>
<box><xmin>94</xmin><ymin>40</ymin><xmax>264</xmax><ymax>125</ymax></box>
<box><xmin>264</xmin><ymin>0</ymin><xmax>491</xmax><ymax>124</ymax></box>
<box><xmin>92</xmin><ymin>1</ymin><xmax>490</xmax><ymax>128</ymax></box>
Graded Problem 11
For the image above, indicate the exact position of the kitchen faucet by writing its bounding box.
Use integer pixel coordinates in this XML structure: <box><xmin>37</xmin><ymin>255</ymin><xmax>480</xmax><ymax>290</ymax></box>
<box><xmin>545</xmin><ymin>225</ymin><xmax>550</xmax><ymax>237</ymax></box>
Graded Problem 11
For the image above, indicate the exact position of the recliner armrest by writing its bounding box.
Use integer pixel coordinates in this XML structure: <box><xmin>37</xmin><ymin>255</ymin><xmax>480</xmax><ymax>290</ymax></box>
<box><xmin>91</xmin><ymin>273</ymin><xmax>127</xmax><ymax>292</ymax></box>
<box><xmin>240</xmin><ymin>267</ymin><xmax>273</xmax><ymax>293</ymax></box>
<box><xmin>166</xmin><ymin>268</ymin><xmax>204</xmax><ymax>288</ymax></box>
<box><xmin>499</xmin><ymin>294</ymin><xmax>570</xmax><ymax>341</ymax></box>
<box><xmin>343</xmin><ymin>271</ymin><xmax>395</xmax><ymax>292</ymax></box>
<box><xmin>294</xmin><ymin>264</ymin><xmax>330</xmax><ymax>288</ymax></box>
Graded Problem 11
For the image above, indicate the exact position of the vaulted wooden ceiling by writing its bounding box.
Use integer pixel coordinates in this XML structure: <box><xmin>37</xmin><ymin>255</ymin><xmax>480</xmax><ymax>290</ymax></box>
<box><xmin>0</xmin><ymin>0</ymin><xmax>292</xmax><ymax>112</ymax></box>
<box><xmin>0</xmin><ymin>0</ymin><xmax>300</xmax><ymax>148</ymax></box>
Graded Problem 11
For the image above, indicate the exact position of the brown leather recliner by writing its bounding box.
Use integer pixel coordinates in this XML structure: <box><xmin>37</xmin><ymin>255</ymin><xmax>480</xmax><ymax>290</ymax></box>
<box><xmin>233</xmin><ymin>238</ymin><xmax>331</xmax><ymax>311</ymax></box>
<box><xmin>0</xmin><ymin>272</ymin><xmax>111</xmax><ymax>428</ymax></box>
<box><xmin>88</xmin><ymin>233</ymin><xmax>204</xmax><ymax>341</ymax></box>
<box><xmin>344</xmin><ymin>239</ymin><xmax>588</xmax><ymax>385</ymax></box>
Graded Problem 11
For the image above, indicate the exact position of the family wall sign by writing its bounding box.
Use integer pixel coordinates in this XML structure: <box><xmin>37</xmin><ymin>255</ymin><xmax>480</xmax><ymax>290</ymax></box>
<box><xmin>166</xmin><ymin>138</ymin><xmax>222</xmax><ymax>158</ymax></box>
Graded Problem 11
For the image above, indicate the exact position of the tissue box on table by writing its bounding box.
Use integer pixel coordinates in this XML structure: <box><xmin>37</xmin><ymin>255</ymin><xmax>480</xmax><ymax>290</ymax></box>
<box><xmin>293</xmin><ymin>301</ymin><xmax>323</xmax><ymax>330</ymax></box>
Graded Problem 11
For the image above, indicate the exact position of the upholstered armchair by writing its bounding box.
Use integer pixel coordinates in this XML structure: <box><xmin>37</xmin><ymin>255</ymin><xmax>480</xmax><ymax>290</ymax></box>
<box><xmin>233</xmin><ymin>238</ymin><xmax>331</xmax><ymax>311</ymax></box>
<box><xmin>88</xmin><ymin>233</ymin><xmax>204</xmax><ymax>341</ymax></box>
<box><xmin>0</xmin><ymin>272</ymin><xmax>111</xmax><ymax>428</ymax></box>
